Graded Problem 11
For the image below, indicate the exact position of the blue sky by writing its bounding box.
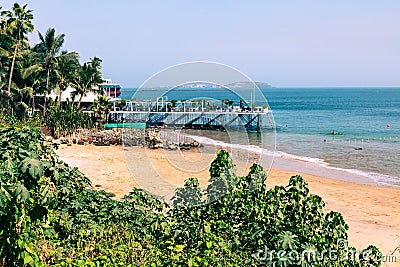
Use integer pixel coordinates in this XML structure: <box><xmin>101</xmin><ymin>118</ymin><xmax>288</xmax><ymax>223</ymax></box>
<box><xmin>3</xmin><ymin>0</ymin><xmax>400</xmax><ymax>87</ymax></box>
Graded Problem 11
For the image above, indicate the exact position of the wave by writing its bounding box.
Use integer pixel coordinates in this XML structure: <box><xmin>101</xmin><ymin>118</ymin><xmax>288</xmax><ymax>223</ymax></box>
<box><xmin>185</xmin><ymin>134</ymin><xmax>275</xmax><ymax>159</ymax></box>
<box><xmin>271</xmin><ymin>150</ymin><xmax>400</xmax><ymax>187</ymax></box>
<box><xmin>321</xmin><ymin>166</ymin><xmax>400</xmax><ymax>187</ymax></box>
<box><xmin>183</xmin><ymin>132</ymin><xmax>400</xmax><ymax>187</ymax></box>
<box><xmin>274</xmin><ymin>151</ymin><xmax>327</xmax><ymax>165</ymax></box>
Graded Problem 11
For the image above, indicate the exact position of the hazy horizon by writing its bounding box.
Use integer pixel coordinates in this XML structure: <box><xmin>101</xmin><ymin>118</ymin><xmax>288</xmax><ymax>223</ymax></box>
<box><xmin>3</xmin><ymin>0</ymin><xmax>400</xmax><ymax>88</ymax></box>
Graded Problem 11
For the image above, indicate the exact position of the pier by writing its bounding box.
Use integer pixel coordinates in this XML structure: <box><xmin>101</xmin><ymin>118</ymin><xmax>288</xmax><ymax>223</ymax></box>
<box><xmin>108</xmin><ymin>99</ymin><xmax>274</xmax><ymax>131</ymax></box>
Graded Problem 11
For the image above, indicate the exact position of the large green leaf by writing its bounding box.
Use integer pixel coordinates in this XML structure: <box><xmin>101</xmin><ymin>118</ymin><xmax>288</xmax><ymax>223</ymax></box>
<box><xmin>0</xmin><ymin>184</ymin><xmax>13</xmax><ymax>209</ymax></box>
<box><xmin>21</xmin><ymin>156</ymin><xmax>43</xmax><ymax>178</ymax></box>
<box><xmin>15</xmin><ymin>182</ymin><xmax>30</xmax><ymax>202</ymax></box>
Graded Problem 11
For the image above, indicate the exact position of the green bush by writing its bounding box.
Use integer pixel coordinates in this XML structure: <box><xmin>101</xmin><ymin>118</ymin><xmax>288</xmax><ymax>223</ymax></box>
<box><xmin>0</xmin><ymin>126</ymin><xmax>57</xmax><ymax>266</ymax></box>
<box><xmin>0</xmin><ymin>126</ymin><xmax>382</xmax><ymax>266</ymax></box>
<box><xmin>44</xmin><ymin>99</ymin><xmax>92</xmax><ymax>138</ymax></box>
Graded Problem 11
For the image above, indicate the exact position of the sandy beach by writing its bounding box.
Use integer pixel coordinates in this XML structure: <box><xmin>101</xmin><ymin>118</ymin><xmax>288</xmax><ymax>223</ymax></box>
<box><xmin>56</xmin><ymin>144</ymin><xmax>400</xmax><ymax>266</ymax></box>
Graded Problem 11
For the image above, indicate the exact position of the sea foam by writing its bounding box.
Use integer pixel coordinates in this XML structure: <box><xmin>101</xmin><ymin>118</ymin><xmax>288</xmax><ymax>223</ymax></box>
<box><xmin>184</xmin><ymin>133</ymin><xmax>400</xmax><ymax>187</ymax></box>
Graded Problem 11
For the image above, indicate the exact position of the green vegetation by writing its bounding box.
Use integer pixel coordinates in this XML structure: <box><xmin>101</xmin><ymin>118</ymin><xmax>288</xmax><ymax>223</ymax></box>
<box><xmin>0</xmin><ymin>125</ymin><xmax>382</xmax><ymax>266</ymax></box>
<box><xmin>223</xmin><ymin>99</ymin><xmax>234</xmax><ymax>109</ymax></box>
<box><xmin>0</xmin><ymin>3</ymin><xmax>383</xmax><ymax>266</ymax></box>
<box><xmin>44</xmin><ymin>99</ymin><xmax>92</xmax><ymax>138</ymax></box>
<box><xmin>0</xmin><ymin>3</ymin><xmax>106</xmax><ymax>135</ymax></box>
<box><xmin>91</xmin><ymin>95</ymin><xmax>112</xmax><ymax>124</ymax></box>
<box><xmin>71</xmin><ymin>57</ymin><xmax>103</xmax><ymax>108</ymax></box>
<box><xmin>2</xmin><ymin>3</ymin><xmax>34</xmax><ymax>94</ymax></box>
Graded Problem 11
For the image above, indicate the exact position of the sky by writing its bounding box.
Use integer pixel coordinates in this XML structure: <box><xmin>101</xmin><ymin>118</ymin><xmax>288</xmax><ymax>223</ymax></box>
<box><xmin>2</xmin><ymin>0</ymin><xmax>400</xmax><ymax>87</ymax></box>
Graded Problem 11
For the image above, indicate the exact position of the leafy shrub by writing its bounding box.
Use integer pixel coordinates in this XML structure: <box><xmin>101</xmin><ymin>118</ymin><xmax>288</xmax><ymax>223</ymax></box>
<box><xmin>0</xmin><ymin>126</ymin><xmax>382</xmax><ymax>266</ymax></box>
<box><xmin>44</xmin><ymin>99</ymin><xmax>92</xmax><ymax>138</ymax></box>
<box><xmin>0</xmin><ymin>126</ymin><xmax>57</xmax><ymax>266</ymax></box>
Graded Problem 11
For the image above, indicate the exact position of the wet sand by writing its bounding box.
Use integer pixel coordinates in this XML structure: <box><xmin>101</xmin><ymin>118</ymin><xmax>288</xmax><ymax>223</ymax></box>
<box><xmin>56</xmin><ymin>144</ymin><xmax>400</xmax><ymax>266</ymax></box>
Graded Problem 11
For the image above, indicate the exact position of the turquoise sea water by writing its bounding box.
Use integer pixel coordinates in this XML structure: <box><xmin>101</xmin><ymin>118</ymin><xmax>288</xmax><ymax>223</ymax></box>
<box><xmin>120</xmin><ymin>88</ymin><xmax>400</xmax><ymax>186</ymax></box>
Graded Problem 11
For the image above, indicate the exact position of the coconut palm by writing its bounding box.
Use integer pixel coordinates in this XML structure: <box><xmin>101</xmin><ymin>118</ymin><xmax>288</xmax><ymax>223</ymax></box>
<box><xmin>91</xmin><ymin>95</ymin><xmax>112</xmax><ymax>124</ymax></box>
<box><xmin>18</xmin><ymin>50</ymin><xmax>44</xmax><ymax>116</ymax></box>
<box><xmin>0</xmin><ymin>44</ymin><xmax>11</xmax><ymax>95</ymax></box>
<box><xmin>0</xmin><ymin>13</ymin><xmax>12</xmax><ymax>88</ymax></box>
<box><xmin>2</xmin><ymin>3</ymin><xmax>34</xmax><ymax>93</ymax></box>
<box><xmin>33</xmin><ymin>27</ymin><xmax>65</xmax><ymax>115</ymax></box>
<box><xmin>54</xmin><ymin>51</ymin><xmax>79</xmax><ymax>106</ymax></box>
<box><xmin>11</xmin><ymin>49</ymin><xmax>43</xmax><ymax>120</ymax></box>
<box><xmin>0</xmin><ymin>7</ymin><xmax>7</xmax><ymax>34</ymax></box>
<box><xmin>72</xmin><ymin>57</ymin><xmax>103</xmax><ymax>108</ymax></box>
<box><xmin>10</xmin><ymin>86</ymin><xmax>32</xmax><ymax>120</ymax></box>
<box><xmin>90</xmin><ymin>56</ymin><xmax>102</xmax><ymax>71</ymax></box>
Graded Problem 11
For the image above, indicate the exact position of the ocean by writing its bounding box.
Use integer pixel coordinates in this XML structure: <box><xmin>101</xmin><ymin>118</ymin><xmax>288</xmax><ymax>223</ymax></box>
<box><xmin>120</xmin><ymin>88</ymin><xmax>400</xmax><ymax>186</ymax></box>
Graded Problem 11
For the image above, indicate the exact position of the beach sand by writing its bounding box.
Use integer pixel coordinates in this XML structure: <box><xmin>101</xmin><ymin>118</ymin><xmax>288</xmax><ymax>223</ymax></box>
<box><xmin>56</xmin><ymin>144</ymin><xmax>400</xmax><ymax>266</ymax></box>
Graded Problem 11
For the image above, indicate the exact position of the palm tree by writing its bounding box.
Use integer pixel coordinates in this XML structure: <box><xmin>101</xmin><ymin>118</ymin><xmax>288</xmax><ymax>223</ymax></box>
<box><xmin>0</xmin><ymin>43</ymin><xmax>11</xmax><ymax>91</ymax></box>
<box><xmin>54</xmin><ymin>51</ymin><xmax>79</xmax><ymax>106</ymax></box>
<box><xmin>72</xmin><ymin>57</ymin><xmax>103</xmax><ymax>108</ymax></box>
<box><xmin>17</xmin><ymin>50</ymin><xmax>44</xmax><ymax>116</ymax></box>
<box><xmin>90</xmin><ymin>56</ymin><xmax>102</xmax><ymax>71</ymax></box>
<box><xmin>33</xmin><ymin>28</ymin><xmax>65</xmax><ymax>115</ymax></box>
<box><xmin>0</xmin><ymin>10</ymin><xmax>12</xmax><ymax>88</ymax></box>
<box><xmin>2</xmin><ymin>3</ymin><xmax>34</xmax><ymax>93</ymax></box>
<box><xmin>91</xmin><ymin>95</ymin><xmax>112</xmax><ymax>124</ymax></box>
<box><xmin>0</xmin><ymin>7</ymin><xmax>7</xmax><ymax>33</ymax></box>
<box><xmin>10</xmin><ymin>86</ymin><xmax>32</xmax><ymax>120</ymax></box>
<box><xmin>10</xmin><ymin>49</ymin><xmax>43</xmax><ymax>120</ymax></box>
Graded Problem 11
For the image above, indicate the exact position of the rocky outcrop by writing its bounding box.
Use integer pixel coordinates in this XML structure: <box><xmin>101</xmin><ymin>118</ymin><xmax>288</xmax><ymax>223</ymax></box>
<box><xmin>51</xmin><ymin>127</ymin><xmax>200</xmax><ymax>150</ymax></box>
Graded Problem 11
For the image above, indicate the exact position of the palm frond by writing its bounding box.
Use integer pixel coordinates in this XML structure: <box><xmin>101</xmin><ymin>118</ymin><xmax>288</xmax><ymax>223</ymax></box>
<box><xmin>0</xmin><ymin>46</ymin><xmax>9</xmax><ymax>57</ymax></box>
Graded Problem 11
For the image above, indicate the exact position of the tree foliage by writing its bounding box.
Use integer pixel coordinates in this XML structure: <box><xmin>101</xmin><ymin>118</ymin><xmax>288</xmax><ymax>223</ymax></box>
<box><xmin>0</xmin><ymin>126</ymin><xmax>382</xmax><ymax>266</ymax></box>
<box><xmin>1</xmin><ymin>3</ymin><xmax>34</xmax><ymax>93</ymax></box>
<box><xmin>91</xmin><ymin>95</ymin><xmax>112</xmax><ymax>124</ymax></box>
<box><xmin>71</xmin><ymin>57</ymin><xmax>103</xmax><ymax>108</ymax></box>
<box><xmin>0</xmin><ymin>4</ymin><xmax>102</xmax><ymax>129</ymax></box>
<box><xmin>44</xmin><ymin>99</ymin><xmax>92</xmax><ymax>138</ymax></box>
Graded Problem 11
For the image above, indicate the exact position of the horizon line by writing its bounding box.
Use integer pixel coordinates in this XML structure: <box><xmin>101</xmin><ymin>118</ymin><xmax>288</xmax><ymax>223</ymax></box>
<box><xmin>119</xmin><ymin>85</ymin><xmax>400</xmax><ymax>89</ymax></box>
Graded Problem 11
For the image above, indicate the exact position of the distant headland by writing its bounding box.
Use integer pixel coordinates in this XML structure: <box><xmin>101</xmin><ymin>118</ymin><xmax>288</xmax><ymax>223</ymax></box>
<box><xmin>142</xmin><ymin>81</ymin><xmax>274</xmax><ymax>89</ymax></box>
